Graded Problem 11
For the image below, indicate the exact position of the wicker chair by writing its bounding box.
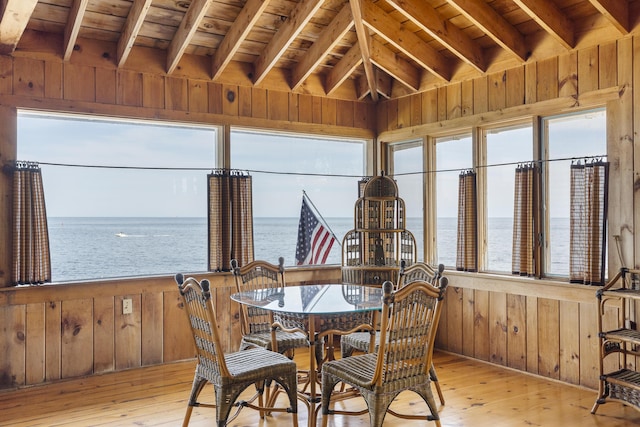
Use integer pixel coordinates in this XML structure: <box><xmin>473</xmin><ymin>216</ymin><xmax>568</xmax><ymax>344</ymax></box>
<box><xmin>321</xmin><ymin>277</ymin><xmax>448</xmax><ymax>427</ymax></box>
<box><xmin>230</xmin><ymin>258</ymin><xmax>309</xmax><ymax>354</ymax></box>
<box><xmin>340</xmin><ymin>261</ymin><xmax>447</xmax><ymax>404</ymax></box>
<box><xmin>176</xmin><ymin>274</ymin><xmax>299</xmax><ymax>427</ymax></box>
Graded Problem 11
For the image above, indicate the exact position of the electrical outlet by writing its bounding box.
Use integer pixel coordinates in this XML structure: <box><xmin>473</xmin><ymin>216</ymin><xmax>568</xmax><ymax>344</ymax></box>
<box><xmin>123</xmin><ymin>298</ymin><xmax>133</xmax><ymax>315</ymax></box>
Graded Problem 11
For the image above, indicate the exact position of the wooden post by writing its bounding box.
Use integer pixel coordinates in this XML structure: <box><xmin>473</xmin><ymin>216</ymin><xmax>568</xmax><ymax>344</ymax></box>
<box><xmin>0</xmin><ymin>105</ymin><xmax>16</xmax><ymax>287</ymax></box>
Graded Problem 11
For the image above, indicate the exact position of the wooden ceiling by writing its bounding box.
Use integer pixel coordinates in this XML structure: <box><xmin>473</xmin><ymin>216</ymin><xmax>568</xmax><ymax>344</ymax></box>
<box><xmin>0</xmin><ymin>0</ymin><xmax>637</xmax><ymax>101</ymax></box>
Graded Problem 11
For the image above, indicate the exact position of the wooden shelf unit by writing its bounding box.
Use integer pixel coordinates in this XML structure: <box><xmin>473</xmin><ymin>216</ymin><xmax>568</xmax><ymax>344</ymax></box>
<box><xmin>592</xmin><ymin>268</ymin><xmax>640</xmax><ymax>414</ymax></box>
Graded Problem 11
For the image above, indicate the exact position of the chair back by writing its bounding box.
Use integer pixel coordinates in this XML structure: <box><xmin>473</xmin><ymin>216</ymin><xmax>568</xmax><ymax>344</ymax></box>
<box><xmin>176</xmin><ymin>274</ymin><xmax>231</xmax><ymax>379</ymax></box>
<box><xmin>373</xmin><ymin>277</ymin><xmax>448</xmax><ymax>386</ymax></box>
<box><xmin>231</xmin><ymin>258</ymin><xmax>285</xmax><ymax>336</ymax></box>
<box><xmin>398</xmin><ymin>260</ymin><xmax>445</xmax><ymax>289</ymax></box>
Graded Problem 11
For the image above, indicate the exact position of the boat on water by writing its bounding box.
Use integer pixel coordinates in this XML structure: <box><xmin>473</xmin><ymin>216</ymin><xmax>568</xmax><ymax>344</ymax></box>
<box><xmin>115</xmin><ymin>232</ymin><xmax>127</xmax><ymax>237</ymax></box>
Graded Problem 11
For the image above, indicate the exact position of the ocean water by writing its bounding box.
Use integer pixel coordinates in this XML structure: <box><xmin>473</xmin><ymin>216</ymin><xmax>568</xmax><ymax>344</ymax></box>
<box><xmin>47</xmin><ymin>217</ymin><xmax>569</xmax><ymax>282</ymax></box>
<box><xmin>48</xmin><ymin>217</ymin><xmax>357</xmax><ymax>282</ymax></box>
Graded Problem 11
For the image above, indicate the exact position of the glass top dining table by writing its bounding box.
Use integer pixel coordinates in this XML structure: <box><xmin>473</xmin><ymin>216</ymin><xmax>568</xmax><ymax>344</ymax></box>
<box><xmin>230</xmin><ymin>283</ymin><xmax>384</xmax><ymax>315</ymax></box>
<box><xmin>230</xmin><ymin>283</ymin><xmax>384</xmax><ymax>427</ymax></box>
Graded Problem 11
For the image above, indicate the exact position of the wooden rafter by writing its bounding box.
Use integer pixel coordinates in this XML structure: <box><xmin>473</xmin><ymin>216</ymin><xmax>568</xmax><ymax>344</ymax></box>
<box><xmin>117</xmin><ymin>0</ymin><xmax>153</xmax><ymax>68</ymax></box>
<box><xmin>446</xmin><ymin>0</ymin><xmax>529</xmax><ymax>62</ymax></box>
<box><xmin>361</xmin><ymin>0</ymin><xmax>451</xmax><ymax>82</ymax></box>
<box><xmin>350</xmin><ymin>0</ymin><xmax>378</xmax><ymax>101</ymax></box>
<box><xmin>212</xmin><ymin>0</ymin><xmax>270</xmax><ymax>81</ymax></box>
<box><xmin>253</xmin><ymin>0</ymin><xmax>324</xmax><ymax>85</ymax></box>
<box><xmin>374</xmin><ymin>68</ymin><xmax>392</xmax><ymax>99</ymax></box>
<box><xmin>291</xmin><ymin>4</ymin><xmax>353</xmax><ymax>91</ymax></box>
<box><xmin>0</xmin><ymin>0</ymin><xmax>626</xmax><ymax>103</ymax></box>
<box><xmin>370</xmin><ymin>37</ymin><xmax>420</xmax><ymax>92</ymax></box>
<box><xmin>355</xmin><ymin>75</ymin><xmax>371</xmax><ymax>100</ymax></box>
<box><xmin>0</xmin><ymin>0</ymin><xmax>38</xmax><ymax>55</ymax></box>
<box><xmin>63</xmin><ymin>0</ymin><xmax>89</xmax><ymax>61</ymax></box>
<box><xmin>166</xmin><ymin>0</ymin><xmax>214</xmax><ymax>74</ymax></box>
<box><xmin>326</xmin><ymin>43</ymin><xmax>362</xmax><ymax>96</ymax></box>
<box><xmin>386</xmin><ymin>0</ymin><xmax>485</xmax><ymax>73</ymax></box>
<box><xmin>512</xmin><ymin>0</ymin><xmax>574</xmax><ymax>50</ymax></box>
<box><xmin>588</xmin><ymin>0</ymin><xmax>629</xmax><ymax>34</ymax></box>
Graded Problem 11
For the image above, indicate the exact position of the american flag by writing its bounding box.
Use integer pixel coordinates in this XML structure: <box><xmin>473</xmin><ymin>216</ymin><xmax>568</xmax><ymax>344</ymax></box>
<box><xmin>295</xmin><ymin>195</ymin><xmax>336</xmax><ymax>265</ymax></box>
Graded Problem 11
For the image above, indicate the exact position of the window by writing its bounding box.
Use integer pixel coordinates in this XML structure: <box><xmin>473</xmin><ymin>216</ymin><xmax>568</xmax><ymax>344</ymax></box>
<box><xmin>230</xmin><ymin>130</ymin><xmax>366</xmax><ymax>265</ymax></box>
<box><xmin>18</xmin><ymin>112</ymin><xmax>218</xmax><ymax>281</ymax></box>
<box><xmin>435</xmin><ymin>134</ymin><xmax>472</xmax><ymax>267</ymax></box>
<box><xmin>543</xmin><ymin>109</ymin><xmax>606</xmax><ymax>277</ymax></box>
<box><xmin>427</xmin><ymin>110</ymin><xmax>605</xmax><ymax>278</ymax></box>
<box><xmin>389</xmin><ymin>141</ymin><xmax>424</xmax><ymax>261</ymax></box>
<box><xmin>485</xmin><ymin>125</ymin><xmax>533</xmax><ymax>272</ymax></box>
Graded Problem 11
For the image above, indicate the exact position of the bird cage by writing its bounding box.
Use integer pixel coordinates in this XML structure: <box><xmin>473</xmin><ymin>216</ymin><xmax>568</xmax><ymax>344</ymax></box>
<box><xmin>341</xmin><ymin>175</ymin><xmax>416</xmax><ymax>286</ymax></box>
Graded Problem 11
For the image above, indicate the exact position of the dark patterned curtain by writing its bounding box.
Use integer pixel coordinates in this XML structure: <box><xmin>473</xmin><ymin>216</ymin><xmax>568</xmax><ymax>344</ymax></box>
<box><xmin>208</xmin><ymin>171</ymin><xmax>254</xmax><ymax>271</ymax></box>
<box><xmin>456</xmin><ymin>170</ymin><xmax>477</xmax><ymax>272</ymax></box>
<box><xmin>569</xmin><ymin>160</ymin><xmax>608</xmax><ymax>285</ymax></box>
<box><xmin>512</xmin><ymin>163</ymin><xmax>539</xmax><ymax>277</ymax></box>
<box><xmin>12</xmin><ymin>162</ymin><xmax>51</xmax><ymax>285</ymax></box>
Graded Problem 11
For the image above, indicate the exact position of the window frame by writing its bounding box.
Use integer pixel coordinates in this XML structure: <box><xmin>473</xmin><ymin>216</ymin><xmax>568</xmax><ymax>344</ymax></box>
<box><xmin>17</xmin><ymin>111</ymin><xmax>375</xmax><ymax>282</ymax></box>
<box><xmin>229</xmin><ymin>127</ymin><xmax>369</xmax><ymax>266</ymax></box>
<box><xmin>381</xmin><ymin>106</ymin><xmax>607</xmax><ymax>282</ymax></box>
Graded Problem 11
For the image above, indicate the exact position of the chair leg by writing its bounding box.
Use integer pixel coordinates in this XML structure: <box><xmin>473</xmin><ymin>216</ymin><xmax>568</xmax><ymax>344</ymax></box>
<box><xmin>361</xmin><ymin>389</ymin><xmax>394</xmax><ymax>427</ymax></box>
<box><xmin>412</xmin><ymin>384</ymin><xmax>441</xmax><ymax>427</ymax></box>
<box><xmin>182</xmin><ymin>406</ymin><xmax>194</xmax><ymax>427</ymax></box>
<box><xmin>183</xmin><ymin>375</ymin><xmax>208</xmax><ymax>427</ymax></box>
<box><xmin>429</xmin><ymin>363</ymin><xmax>445</xmax><ymax>405</ymax></box>
<box><xmin>321</xmin><ymin>373</ymin><xmax>341</xmax><ymax>427</ymax></box>
<box><xmin>281</xmin><ymin>371</ymin><xmax>300</xmax><ymax>427</ymax></box>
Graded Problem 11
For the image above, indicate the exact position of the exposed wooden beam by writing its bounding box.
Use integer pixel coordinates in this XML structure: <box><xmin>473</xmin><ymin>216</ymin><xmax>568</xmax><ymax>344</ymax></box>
<box><xmin>350</xmin><ymin>0</ymin><xmax>378</xmax><ymax>101</ymax></box>
<box><xmin>386</xmin><ymin>0</ymin><xmax>486</xmax><ymax>73</ymax></box>
<box><xmin>375</xmin><ymin>68</ymin><xmax>392</xmax><ymax>99</ymax></box>
<box><xmin>512</xmin><ymin>0</ymin><xmax>574</xmax><ymax>50</ymax></box>
<box><xmin>446</xmin><ymin>0</ymin><xmax>529</xmax><ymax>62</ymax></box>
<box><xmin>326</xmin><ymin>43</ymin><xmax>362</xmax><ymax>96</ymax></box>
<box><xmin>370</xmin><ymin>37</ymin><xmax>420</xmax><ymax>92</ymax></box>
<box><xmin>356</xmin><ymin>69</ymin><xmax>391</xmax><ymax>100</ymax></box>
<box><xmin>116</xmin><ymin>0</ymin><xmax>153</xmax><ymax>68</ymax></box>
<box><xmin>0</xmin><ymin>0</ymin><xmax>38</xmax><ymax>55</ymax></box>
<box><xmin>166</xmin><ymin>0</ymin><xmax>213</xmax><ymax>74</ymax></box>
<box><xmin>63</xmin><ymin>0</ymin><xmax>89</xmax><ymax>60</ymax></box>
<box><xmin>361</xmin><ymin>0</ymin><xmax>451</xmax><ymax>81</ymax></box>
<box><xmin>212</xmin><ymin>0</ymin><xmax>269</xmax><ymax>81</ymax></box>
<box><xmin>588</xmin><ymin>0</ymin><xmax>629</xmax><ymax>34</ymax></box>
<box><xmin>253</xmin><ymin>0</ymin><xmax>324</xmax><ymax>85</ymax></box>
<box><xmin>291</xmin><ymin>4</ymin><xmax>353</xmax><ymax>91</ymax></box>
<box><xmin>355</xmin><ymin>75</ymin><xmax>371</xmax><ymax>100</ymax></box>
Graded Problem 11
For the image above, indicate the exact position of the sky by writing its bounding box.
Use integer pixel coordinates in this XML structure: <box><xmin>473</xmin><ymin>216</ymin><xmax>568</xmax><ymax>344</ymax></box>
<box><xmin>17</xmin><ymin>109</ymin><xmax>606</xmax><ymax>219</ymax></box>
<box><xmin>17</xmin><ymin>112</ymin><xmax>365</xmax><ymax>218</ymax></box>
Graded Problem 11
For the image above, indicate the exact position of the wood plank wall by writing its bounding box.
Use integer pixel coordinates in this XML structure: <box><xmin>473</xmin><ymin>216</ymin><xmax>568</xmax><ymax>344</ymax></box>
<box><xmin>433</xmin><ymin>273</ymin><xmax>622</xmax><ymax>389</ymax></box>
<box><xmin>377</xmin><ymin>36</ymin><xmax>638</xmax><ymax>390</ymax></box>
<box><xmin>0</xmin><ymin>267</ymin><xmax>341</xmax><ymax>389</ymax></box>
<box><xmin>0</xmin><ymin>47</ymin><xmax>376</xmax><ymax>136</ymax></box>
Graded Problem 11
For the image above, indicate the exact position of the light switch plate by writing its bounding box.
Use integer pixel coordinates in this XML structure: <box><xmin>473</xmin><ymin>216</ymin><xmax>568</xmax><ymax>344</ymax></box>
<box><xmin>123</xmin><ymin>298</ymin><xmax>133</xmax><ymax>315</ymax></box>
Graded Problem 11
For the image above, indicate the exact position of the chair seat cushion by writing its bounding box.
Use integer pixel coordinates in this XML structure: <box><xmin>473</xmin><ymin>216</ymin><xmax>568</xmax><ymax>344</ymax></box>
<box><xmin>241</xmin><ymin>330</ymin><xmax>308</xmax><ymax>352</ymax></box>
<box><xmin>322</xmin><ymin>353</ymin><xmax>378</xmax><ymax>388</ymax></box>
<box><xmin>323</xmin><ymin>352</ymin><xmax>431</xmax><ymax>393</ymax></box>
<box><xmin>223</xmin><ymin>348</ymin><xmax>297</xmax><ymax>383</ymax></box>
<box><xmin>341</xmin><ymin>331</ymin><xmax>380</xmax><ymax>353</ymax></box>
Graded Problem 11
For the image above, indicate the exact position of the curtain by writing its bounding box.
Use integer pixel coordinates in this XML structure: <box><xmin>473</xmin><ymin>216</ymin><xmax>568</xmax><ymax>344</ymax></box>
<box><xmin>569</xmin><ymin>160</ymin><xmax>608</xmax><ymax>285</ymax></box>
<box><xmin>12</xmin><ymin>162</ymin><xmax>51</xmax><ymax>285</ymax></box>
<box><xmin>208</xmin><ymin>171</ymin><xmax>254</xmax><ymax>271</ymax></box>
<box><xmin>456</xmin><ymin>170</ymin><xmax>477</xmax><ymax>272</ymax></box>
<box><xmin>512</xmin><ymin>163</ymin><xmax>539</xmax><ymax>277</ymax></box>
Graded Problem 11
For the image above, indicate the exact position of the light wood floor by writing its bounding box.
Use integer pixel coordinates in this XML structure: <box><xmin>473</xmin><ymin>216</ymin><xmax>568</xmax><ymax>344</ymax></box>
<box><xmin>1</xmin><ymin>350</ymin><xmax>639</xmax><ymax>427</ymax></box>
